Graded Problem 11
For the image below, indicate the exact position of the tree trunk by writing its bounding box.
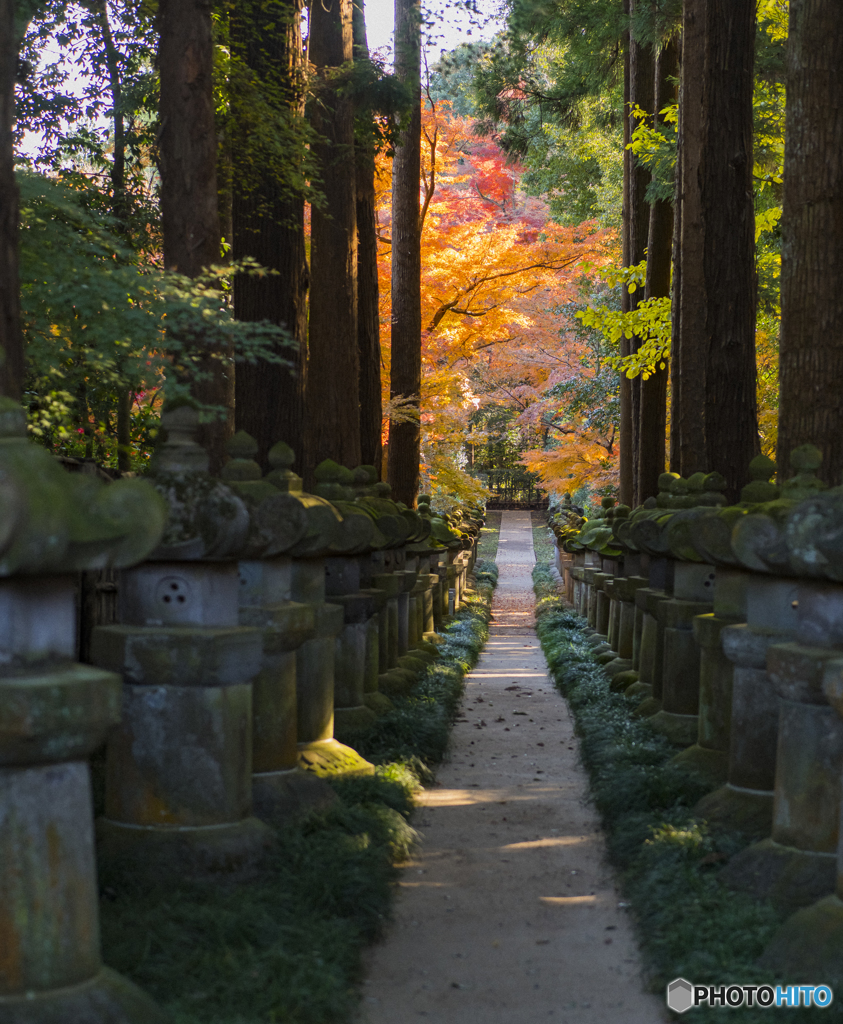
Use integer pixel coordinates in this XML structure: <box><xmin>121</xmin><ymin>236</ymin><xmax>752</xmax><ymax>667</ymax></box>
<box><xmin>304</xmin><ymin>0</ymin><xmax>360</xmax><ymax>484</ymax></box>
<box><xmin>157</xmin><ymin>0</ymin><xmax>230</xmax><ymax>472</ymax></box>
<box><xmin>386</xmin><ymin>0</ymin><xmax>422</xmax><ymax>506</ymax></box>
<box><xmin>777</xmin><ymin>0</ymin><xmax>843</xmax><ymax>484</ymax></box>
<box><xmin>618</xmin><ymin>0</ymin><xmax>633</xmax><ymax>507</ymax></box>
<box><xmin>94</xmin><ymin>0</ymin><xmax>133</xmax><ymax>471</ymax></box>
<box><xmin>669</xmin><ymin>28</ymin><xmax>682</xmax><ymax>474</ymax></box>
<box><xmin>637</xmin><ymin>36</ymin><xmax>677</xmax><ymax>503</ymax></box>
<box><xmin>232</xmin><ymin>0</ymin><xmax>309</xmax><ymax>473</ymax></box>
<box><xmin>701</xmin><ymin>0</ymin><xmax>758</xmax><ymax>496</ymax></box>
<box><xmin>673</xmin><ymin>0</ymin><xmax>758</xmax><ymax>496</ymax></box>
<box><xmin>672</xmin><ymin>0</ymin><xmax>707</xmax><ymax>476</ymax></box>
<box><xmin>0</xmin><ymin>0</ymin><xmax>23</xmax><ymax>402</ymax></box>
<box><xmin>627</xmin><ymin>0</ymin><xmax>654</xmax><ymax>503</ymax></box>
<box><xmin>353</xmin><ymin>0</ymin><xmax>383</xmax><ymax>475</ymax></box>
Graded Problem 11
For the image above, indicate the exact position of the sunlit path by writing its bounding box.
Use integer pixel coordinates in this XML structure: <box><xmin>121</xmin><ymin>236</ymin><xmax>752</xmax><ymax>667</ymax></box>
<box><xmin>359</xmin><ymin>512</ymin><xmax>667</xmax><ymax>1023</ymax></box>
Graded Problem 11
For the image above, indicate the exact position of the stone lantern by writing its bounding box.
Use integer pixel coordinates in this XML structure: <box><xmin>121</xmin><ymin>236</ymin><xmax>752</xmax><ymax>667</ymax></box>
<box><xmin>92</xmin><ymin>406</ymin><xmax>274</xmax><ymax>880</ymax></box>
<box><xmin>0</xmin><ymin>399</ymin><xmax>166</xmax><ymax>1022</ymax></box>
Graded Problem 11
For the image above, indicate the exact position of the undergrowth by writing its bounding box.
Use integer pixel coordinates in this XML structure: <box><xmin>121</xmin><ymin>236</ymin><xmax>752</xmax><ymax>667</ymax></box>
<box><xmin>530</xmin><ymin>511</ymin><xmax>556</xmax><ymax>565</ymax></box>
<box><xmin>477</xmin><ymin>511</ymin><xmax>502</xmax><ymax>562</ymax></box>
<box><xmin>532</xmin><ymin>562</ymin><xmax>838</xmax><ymax>1023</ymax></box>
<box><xmin>101</xmin><ymin>558</ymin><xmax>497</xmax><ymax>1024</ymax></box>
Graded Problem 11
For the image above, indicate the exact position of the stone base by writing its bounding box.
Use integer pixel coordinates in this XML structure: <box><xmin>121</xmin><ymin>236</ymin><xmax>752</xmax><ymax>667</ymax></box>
<box><xmin>416</xmin><ymin>640</ymin><xmax>442</xmax><ymax>659</ymax></box>
<box><xmin>625</xmin><ymin>681</ymin><xmax>652</xmax><ymax>701</ymax></box>
<box><xmin>378</xmin><ymin>669</ymin><xmax>417</xmax><ymax>697</ymax></box>
<box><xmin>758</xmin><ymin>895</ymin><xmax>843</xmax><ymax>984</ymax></box>
<box><xmin>252</xmin><ymin>767</ymin><xmax>338</xmax><ymax>822</ymax></box>
<box><xmin>398</xmin><ymin>654</ymin><xmax>430</xmax><ymax>675</ymax></box>
<box><xmin>632</xmin><ymin>696</ymin><xmax>662</xmax><ymax>719</ymax></box>
<box><xmin>670</xmin><ymin>744</ymin><xmax>728</xmax><ymax>789</ymax></box>
<box><xmin>423</xmin><ymin>632</ymin><xmax>445</xmax><ymax>645</ymax></box>
<box><xmin>648</xmin><ymin>710</ymin><xmax>699</xmax><ymax>747</ymax></box>
<box><xmin>334</xmin><ymin>704</ymin><xmax>378</xmax><ymax>743</ymax></box>
<box><xmin>0</xmin><ymin>966</ymin><xmax>166</xmax><ymax>1024</ymax></box>
<box><xmin>297</xmin><ymin>738</ymin><xmax>374</xmax><ymax>777</ymax></box>
<box><xmin>694</xmin><ymin>783</ymin><xmax>773</xmax><ymax>840</ymax></box>
<box><xmin>602</xmin><ymin>658</ymin><xmax>633</xmax><ymax>678</ymax></box>
<box><xmin>595</xmin><ymin>650</ymin><xmax>619</xmax><ymax>666</ymax></box>
<box><xmin>96</xmin><ymin>816</ymin><xmax>275</xmax><ymax>883</ymax></box>
<box><xmin>586</xmin><ymin>635</ymin><xmax>607</xmax><ymax>648</ymax></box>
<box><xmin>719</xmin><ymin>837</ymin><xmax>838</xmax><ymax>917</ymax></box>
<box><xmin>610</xmin><ymin>669</ymin><xmax>639</xmax><ymax>693</ymax></box>
<box><xmin>407</xmin><ymin>648</ymin><xmax>436</xmax><ymax>665</ymax></box>
<box><xmin>364</xmin><ymin>691</ymin><xmax>395</xmax><ymax>716</ymax></box>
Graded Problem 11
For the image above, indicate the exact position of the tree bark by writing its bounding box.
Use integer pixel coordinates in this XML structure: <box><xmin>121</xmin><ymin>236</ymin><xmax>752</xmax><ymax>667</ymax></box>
<box><xmin>352</xmin><ymin>0</ymin><xmax>383</xmax><ymax>475</ymax></box>
<box><xmin>386</xmin><ymin>0</ymin><xmax>422</xmax><ymax>506</ymax></box>
<box><xmin>701</xmin><ymin>0</ymin><xmax>758</xmax><ymax>497</ymax></box>
<box><xmin>637</xmin><ymin>36</ymin><xmax>677</xmax><ymax>503</ymax></box>
<box><xmin>673</xmin><ymin>0</ymin><xmax>757</xmax><ymax>496</ymax></box>
<box><xmin>304</xmin><ymin>0</ymin><xmax>360</xmax><ymax>484</ymax></box>
<box><xmin>618</xmin><ymin>0</ymin><xmax>633</xmax><ymax>507</ymax></box>
<box><xmin>0</xmin><ymin>0</ymin><xmax>23</xmax><ymax>402</ymax></box>
<box><xmin>232</xmin><ymin>0</ymin><xmax>309</xmax><ymax>473</ymax></box>
<box><xmin>777</xmin><ymin>0</ymin><xmax>843</xmax><ymax>485</ymax></box>
<box><xmin>157</xmin><ymin>0</ymin><xmax>230</xmax><ymax>471</ymax></box>
<box><xmin>669</xmin><ymin>27</ymin><xmax>683</xmax><ymax>473</ymax></box>
<box><xmin>673</xmin><ymin>0</ymin><xmax>707</xmax><ymax>476</ymax></box>
<box><xmin>627</xmin><ymin>0</ymin><xmax>654</xmax><ymax>503</ymax></box>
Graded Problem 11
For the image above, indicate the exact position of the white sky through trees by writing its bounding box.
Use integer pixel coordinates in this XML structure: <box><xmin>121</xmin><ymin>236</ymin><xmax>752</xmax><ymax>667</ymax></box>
<box><xmin>364</xmin><ymin>0</ymin><xmax>502</xmax><ymax>58</ymax></box>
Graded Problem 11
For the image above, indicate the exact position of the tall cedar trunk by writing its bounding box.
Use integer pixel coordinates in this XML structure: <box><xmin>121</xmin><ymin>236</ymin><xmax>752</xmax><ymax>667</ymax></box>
<box><xmin>669</xmin><ymin>27</ymin><xmax>683</xmax><ymax>472</ymax></box>
<box><xmin>637</xmin><ymin>36</ymin><xmax>677</xmax><ymax>503</ymax></box>
<box><xmin>304</xmin><ymin>0</ymin><xmax>360</xmax><ymax>484</ymax></box>
<box><xmin>701</xmin><ymin>0</ymin><xmax>758</xmax><ymax>496</ymax></box>
<box><xmin>95</xmin><ymin>0</ymin><xmax>133</xmax><ymax>471</ymax></box>
<box><xmin>232</xmin><ymin>0</ymin><xmax>309</xmax><ymax>473</ymax></box>
<box><xmin>777</xmin><ymin>0</ymin><xmax>843</xmax><ymax>484</ymax></box>
<box><xmin>674</xmin><ymin>0</ymin><xmax>758</xmax><ymax>495</ymax></box>
<box><xmin>387</xmin><ymin>0</ymin><xmax>422</xmax><ymax>506</ymax></box>
<box><xmin>157</xmin><ymin>0</ymin><xmax>230</xmax><ymax>472</ymax></box>
<box><xmin>0</xmin><ymin>0</ymin><xmax>23</xmax><ymax>402</ymax></box>
<box><xmin>673</xmin><ymin>0</ymin><xmax>707</xmax><ymax>475</ymax></box>
<box><xmin>627</xmin><ymin>0</ymin><xmax>654</xmax><ymax>504</ymax></box>
<box><xmin>618</xmin><ymin>0</ymin><xmax>633</xmax><ymax>506</ymax></box>
<box><xmin>352</xmin><ymin>0</ymin><xmax>383</xmax><ymax>475</ymax></box>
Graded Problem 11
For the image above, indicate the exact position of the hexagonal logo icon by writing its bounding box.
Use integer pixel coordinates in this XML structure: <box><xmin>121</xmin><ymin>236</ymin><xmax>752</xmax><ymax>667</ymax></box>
<box><xmin>667</xmin><ymin>977</ymin><xmax>694</xmax><ymax>1014</ymax></box>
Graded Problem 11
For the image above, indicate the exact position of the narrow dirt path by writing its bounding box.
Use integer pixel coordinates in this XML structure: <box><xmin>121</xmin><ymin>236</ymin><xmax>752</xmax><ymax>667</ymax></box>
<box><xmin>360</xmin><ymin>512</ymin><xmax>667</xmax><ymax>1024</ymax></box>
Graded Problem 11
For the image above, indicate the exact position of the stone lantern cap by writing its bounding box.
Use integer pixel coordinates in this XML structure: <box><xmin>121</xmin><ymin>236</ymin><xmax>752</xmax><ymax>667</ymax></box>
<box><xmin>148</xmin><ymin>405</ymin><xmax>251</xmax><ymax>560</ymax></box>
<box><xmin>0</xmin><ymin>398</ymin><xmax>167</xmax><ymax>575</ymax></box>
<box><xmin>731</xmin><ymin>445</ymin><xmax>826</xmax><ymax>575</ymax></box>
<box><xmin>220</xmin><ymin>431</ymin><xmax>309</xmax><ymax>557</ymax></box>
<box><xmin>659</xmin><ymin>454</ymin><xmax>778</xmax><ymax>567</ymax></box>
<box><xmin>625</xmin><ymin>470</ymin><xmax>727</xmax><ymax>559</ymax></box>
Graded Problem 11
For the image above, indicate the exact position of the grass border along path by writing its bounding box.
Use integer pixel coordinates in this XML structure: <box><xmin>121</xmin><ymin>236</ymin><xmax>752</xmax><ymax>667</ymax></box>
<box><xmin>100</xmin><ymin>559</ymin><xmax>498</xmax><ymax>1024</ymax></box>
<box><xmin>531</xmin><ymin>561</ymin><xmax>839</xmax><ymax>1024</ymax></box>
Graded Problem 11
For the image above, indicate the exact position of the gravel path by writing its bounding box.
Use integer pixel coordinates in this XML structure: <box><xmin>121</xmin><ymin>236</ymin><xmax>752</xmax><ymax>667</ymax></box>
<box><xmin>360</xmin><ymin>512</ymin><xmax>667</xmax><ymax>1023</ymax></box>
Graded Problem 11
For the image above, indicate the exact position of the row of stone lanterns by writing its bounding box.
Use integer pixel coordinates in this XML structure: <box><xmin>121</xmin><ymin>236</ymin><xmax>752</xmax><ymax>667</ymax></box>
<box><xmin>0</xmin><ymin>399</ymin><xmax>483</xmax><ymax>1022</ymax></box>
<box><xmin>550</xmin><ymin>445</ymin><xmax>843</xmax><ymax>984</ymax></box>
<box><xmin>0</xmin><ymin>398</ymin><xmax>168</xmax><ymax>1023</ymax></box>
